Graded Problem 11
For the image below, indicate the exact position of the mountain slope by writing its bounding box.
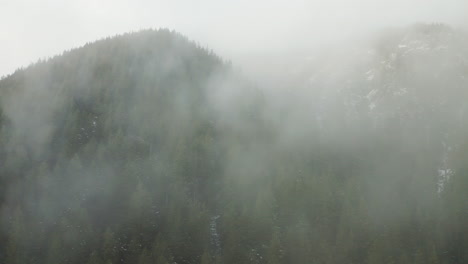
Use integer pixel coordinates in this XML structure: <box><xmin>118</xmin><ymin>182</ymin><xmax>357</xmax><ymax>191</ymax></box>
<box><xmin>0</xmin><ymin>29</ymin><xmax>247</xmax><ymax>264</ymax></box>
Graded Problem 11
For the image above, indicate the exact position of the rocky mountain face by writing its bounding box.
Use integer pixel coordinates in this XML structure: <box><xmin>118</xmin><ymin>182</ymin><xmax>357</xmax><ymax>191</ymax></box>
<box><xmin>288</xmin><ymin>24</ymin><xmax>468</xmax><ymax>190</ymax></box>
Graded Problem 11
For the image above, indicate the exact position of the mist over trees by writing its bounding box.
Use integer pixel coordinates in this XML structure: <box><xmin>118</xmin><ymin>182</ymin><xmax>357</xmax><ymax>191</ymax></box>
<box><xmin>0</xmin><ymin>26</ymin><xmax>467</xmax><ymax>264</ymax></box>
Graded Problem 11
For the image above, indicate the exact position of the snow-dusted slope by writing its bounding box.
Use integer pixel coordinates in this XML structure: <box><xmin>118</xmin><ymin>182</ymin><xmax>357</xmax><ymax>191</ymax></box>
<box><xmin>293</xmin><ymin>24</ymin><xmax>468</xmax><ymax>190</ymax></box>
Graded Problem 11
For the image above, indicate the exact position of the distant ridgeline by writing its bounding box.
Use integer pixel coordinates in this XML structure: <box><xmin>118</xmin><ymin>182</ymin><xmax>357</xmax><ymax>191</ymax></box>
<box><xmin>0</xmin><ymin>26</ymin><xmax>466</xmax><ymax>264</ymax></box>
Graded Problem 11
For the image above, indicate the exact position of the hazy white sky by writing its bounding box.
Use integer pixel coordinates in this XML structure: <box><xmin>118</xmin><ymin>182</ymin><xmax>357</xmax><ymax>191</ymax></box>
<box><xmin>1</xmin><ymin>0</ymin><xmax>467</xmax><ymax>77</ymax></box>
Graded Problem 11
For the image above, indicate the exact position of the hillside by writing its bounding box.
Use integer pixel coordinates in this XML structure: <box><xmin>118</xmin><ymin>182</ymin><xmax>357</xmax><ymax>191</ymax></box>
<box><xmin>0</xmin><ymin>29</ymin><xmax>253</xmax><ymax>264</ymax></box>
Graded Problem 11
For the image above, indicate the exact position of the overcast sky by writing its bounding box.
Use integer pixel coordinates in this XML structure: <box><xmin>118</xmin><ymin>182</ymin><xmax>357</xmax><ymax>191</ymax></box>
<box><xmin>1</xmin><ymin>0</ymin><xmax>467</xmax><ymax>77</ymax></box>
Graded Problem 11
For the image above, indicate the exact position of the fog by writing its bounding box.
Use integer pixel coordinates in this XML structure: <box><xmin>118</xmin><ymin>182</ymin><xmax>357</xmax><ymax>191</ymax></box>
<box><xmin>1</xmin><ymin>1</ymin><xmax>467</xmax><ymax>264</ymax></box>
<box><xmin>1</xmin><ymin>0</ymin><xmax>468</xmax><ymax>77</ymax></box>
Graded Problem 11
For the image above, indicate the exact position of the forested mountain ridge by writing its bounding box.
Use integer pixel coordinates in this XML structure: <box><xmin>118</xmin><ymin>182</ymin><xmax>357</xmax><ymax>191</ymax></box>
<box><xmin>0</xmin><ymin>26</ymin><xmax>467</xmax><ymax>264</ymax></box>
<box><xmin>0</xmin><ymin>29</ymin><xmax>254</xmax><ymax>264</ymax></box>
